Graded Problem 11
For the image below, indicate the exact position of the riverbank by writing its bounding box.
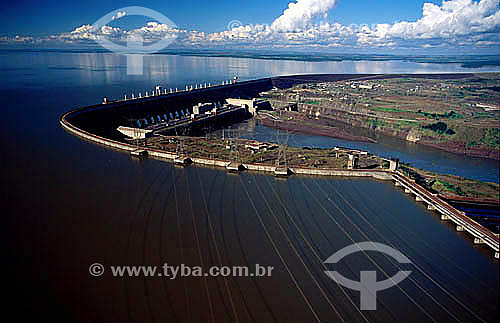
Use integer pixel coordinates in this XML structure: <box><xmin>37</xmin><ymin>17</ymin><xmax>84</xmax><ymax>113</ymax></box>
<box><xmin>61</xmin><ymin>112</ymin><xmax>393</xmax><ymax>180</ymax></box>
<box><xmin>261</xmin><ymin>74</ymin><xmax>500</xmax><ymax>161</ymax></box>
<box><xmin>259</xmin><ymin>116</ymin><xmax>376</xmax><ymax>143</ymax></box>
<box><xmin>400</xmin><ymin>164</ymin><xmax>499</xmax><ymax>201</ymax></box>
<box><xmin>61</xmin><ymin>109</ymin><xmax>499</xmax><ymax>201</ymax></box>
<box><xmin>259</xmin><ymin>114</ymin><xmax>500</xmax><ymax>160</ymax></box>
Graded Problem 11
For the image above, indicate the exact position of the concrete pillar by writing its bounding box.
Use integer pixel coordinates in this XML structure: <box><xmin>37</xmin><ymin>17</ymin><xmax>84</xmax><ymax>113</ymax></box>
<box><xmin>473</xmin><ymin>237</ymin><xmax>485</xmax><ymax>245</ymax></box>
<box><xmin>394</xmin><ymin>181</ymin><xmax>401</xmax><ymax>187</ymax></box>
<box><xmin>456</xmin><ymin>225</ymin><xmax>465</xmax><ymax>232</ymax></box>
<box><xmin>348</xmin><ymin>154</ymin><xmax>359</xmax><ymax>170</ymax></box>
<box><xmin>495</xmin><ymin>252</ymin><xmax>499</xmax><ymax>259</ymax></box>
<box><xmin>404</xmin><ymin>188</ymin><xmax>411</xmax><ymax>194</ymax></box>
<box><xmin>415</xmin><ymin>196</ymin><xmax>424</xmax><ymax>202</ymax></box>
<box><xmin>131</xmin><ymin>94</ymin><xmax>135</xmax><ymax>99</ymax></box>
<box><xmin>440</xmin><ymin>214</ymin><xmax>450</xmax><ymax>221</ymax></box>
<box><xmin>124</xmin><ymin>95</ymin><xmax>127</xmax><ymax>100</ymax></box>
<box><xmin>389</xmin><ymin>159</ymin><xmax>399</xmax><ymax>171</ymax></box>
<box><xmin>427</xmin><ymin>204</ymin><xmax>436</xmax><ymax>211</ymax></box>
<box><xmin>139</xmin><ymin>93</ymin><xmax>142</xmax><ymax>98</ymax></box>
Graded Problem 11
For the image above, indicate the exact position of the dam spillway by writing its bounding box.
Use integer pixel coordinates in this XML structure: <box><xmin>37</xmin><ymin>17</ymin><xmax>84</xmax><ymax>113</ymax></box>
<box><xmin>64</xmin><ymin>73</ymin><xmax>475</xmax><ymax>142</ymax></box>
<box><xmin>65</xmin><ymin>77</ymin><xmax>274</xmax><ymax>141</ymax></box>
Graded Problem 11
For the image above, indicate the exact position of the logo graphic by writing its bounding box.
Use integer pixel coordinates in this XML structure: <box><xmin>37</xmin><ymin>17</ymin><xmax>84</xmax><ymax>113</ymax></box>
<box><xmin>227</xmin><ymin>20</ymin><xmax>243</xmax><ymax>30</ymax></box>
<box><xmin>93</xmin><ymin>6</ymin><xmax>178</xmax><ymax>75</ymax></box>
<box><xmin>324</xmin><ymin>241</ymin><xmax>411</xmax><ymax>310</ymax></box>
<box><xmin>89</xmin><ymin>263</ymin><xmax>105</xmax><ymax>277</ymax></box>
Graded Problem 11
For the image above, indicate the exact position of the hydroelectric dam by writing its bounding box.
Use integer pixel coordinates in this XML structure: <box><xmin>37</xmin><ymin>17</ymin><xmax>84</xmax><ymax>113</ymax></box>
<box><xmin>59</xmin><ymin>73</ymin><xmax>498</xmax><ymax>258</ymax></box>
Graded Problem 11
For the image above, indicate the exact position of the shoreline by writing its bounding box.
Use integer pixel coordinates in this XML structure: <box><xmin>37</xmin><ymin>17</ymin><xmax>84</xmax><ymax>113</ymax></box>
<box><xmin>258</xmin><ymin>114</ymin><xmax>500</xmax><ymax>161</ymax></box>
<box><xmin>59</xmin><ymin>112</ymin><xmax>500</xmax><ymax>256</ymax></box>
<box><xmin>259</xmin><ymin>117</ymin><xmax>377</xmax><ymax>143</ymax></box>
<box><xmin>60</xmin><ymin>109</ymin><xmax>499</xmax><ymax>202</ymax></box>
<box><xmin>60</xmin><ymin>112</ymin><xmax>393</xmax><ymax>180</ymax></box>
<box><xmin>59</xmin><ymin>74</ymin><xmax>499</xmax><ymax>255</ymax></box>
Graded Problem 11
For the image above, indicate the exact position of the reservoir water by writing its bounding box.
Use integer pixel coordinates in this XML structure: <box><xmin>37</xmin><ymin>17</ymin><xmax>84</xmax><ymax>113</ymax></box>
<box><xmin>3</xmin><ymin>50</ymin><xmax>498</xmax><ymax>322</ymax></box>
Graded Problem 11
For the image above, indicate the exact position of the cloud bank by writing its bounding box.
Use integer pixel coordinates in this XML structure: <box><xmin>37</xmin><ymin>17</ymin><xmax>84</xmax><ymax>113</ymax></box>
<box><xmin>359</xmin><ymin>0</ymin><xmax>500</xmax><ymax>47</ymax></box>
<box><xmin>271</xmin><ymin>0</ymin><xmax>338</xmax><ymax>31</ymax></box>
<box><xmin>2</xmin><ymin>0</ymin><xmax>499</xmax><ymax>51</ymax></box>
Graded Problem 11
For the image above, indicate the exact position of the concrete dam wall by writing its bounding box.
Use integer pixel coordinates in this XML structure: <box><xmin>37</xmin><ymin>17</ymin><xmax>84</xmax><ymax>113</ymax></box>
<box><xmin>64</xmin><ymin>73</ymin><xmax>475</xmax><ymax>141</ymax></box>
<box><xmin>66</xmin><ymin>77</ymin><xmax>274</xmax><ymax>140</ymax></box>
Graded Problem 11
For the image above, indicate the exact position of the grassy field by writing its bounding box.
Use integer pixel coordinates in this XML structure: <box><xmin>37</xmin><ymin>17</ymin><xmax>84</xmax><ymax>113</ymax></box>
<box><xmin>144</xmin><ymin>135</ymin><xmax>498</xmax><ymax>200</ymax></box>
<box><xmin>265</xmin><ymin>74</ymin><xmax>500</xmax><ymax>155</ymax></box>
<box><xmin>401</xmin><ymin>164</ymin><xmax>499</xmax><ymax>200</ymax></box>
<box><xmin>147</xmin><ymin>136</ymin><xmax>386</xmax><ymax>169</ymax></box>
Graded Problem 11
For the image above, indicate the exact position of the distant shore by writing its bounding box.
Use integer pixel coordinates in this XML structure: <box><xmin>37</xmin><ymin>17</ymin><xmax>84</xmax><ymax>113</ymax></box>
<box><xmin>259</xmin><ymin>115</ymin><xmax>500</xmax><ymax>160</ymax></box>
<box><xmin>262</xmin><ymin>73</ymin><xmax>500</xmax><ymax>161</ymax></box>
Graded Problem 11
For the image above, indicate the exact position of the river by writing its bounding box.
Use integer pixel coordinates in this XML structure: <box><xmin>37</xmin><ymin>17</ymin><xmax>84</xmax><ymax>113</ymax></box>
<box><xmin>2</xmin><ymin>50</ymin><xmax>498</xmax><ymax>322</ymax></box>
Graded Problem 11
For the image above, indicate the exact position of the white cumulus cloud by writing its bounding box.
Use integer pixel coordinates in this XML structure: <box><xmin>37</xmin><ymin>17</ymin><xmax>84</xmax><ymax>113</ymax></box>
<box><xmin>368</xmin><ymin>0</ymin><xmax>500</xmax><ymax>41</ymax></box>
<box><xmin>2</xmin><ymin>0</ymin><xmax>499</xmax><ymax>51</ymax></box>
<box><xmin>271</xmin><ymin>0</ymin><xmax>339</xmax><ymax>31</ymax></box>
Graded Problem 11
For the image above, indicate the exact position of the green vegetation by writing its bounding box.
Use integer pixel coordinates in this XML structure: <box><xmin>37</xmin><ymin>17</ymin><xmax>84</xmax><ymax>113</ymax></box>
<box><xmin>365</xmin><ymin>118</ymin><xmax>387</xmax><ymax>129</ymax></box>
<box><xmin>422</xmin><ymin>122</ymin><xmax>456</xmax><ymax>135</ymax></box>
<box><xmin>372</xmin><ymin>106</ymin><xmax>413</xmax><ymax>113</ymax></box>
<box><xmin>401</xmin><ymin>165</ymin><xmax>499</xmax><ymax>200</ymax></box>
<box><xmin>266</xmin><ymin>74</ymin><xmax>500</xmax><ymax>153</ymax></box>
<box><xmin>417</xmin><ymin>110</ymin><xmax>464</xmax><ymax>119</ymax></box>
<box><xmin>467</xmin><ymin>140</ymin><xmax>479</xmax><ymax>147</ymax></box>
<box><xmin>393</xmin><ymin>120</ymin><xmax>420</xmax><ymax>128</ymax></box>
<box><xmin>480</xmin><ymin>128</ymin><xmax>500</xmax><ymax>149</ymax></box>
<box><xmin>371</xmin><ymin>106</ymin><xmax>464</xmax><ymax>122</ymax></box>
<box><xmin>431</xmin><ymin>180</ymin><xmax>465</xmax><ymax>196</ymax></box>
<box><xmin>473</xmin><ymin>112</ymin><xmax>492</xmax><ymax>118</ymax></box>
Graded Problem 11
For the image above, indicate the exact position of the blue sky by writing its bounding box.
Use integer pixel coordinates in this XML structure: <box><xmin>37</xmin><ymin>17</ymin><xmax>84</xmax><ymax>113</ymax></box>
<box><xmin>1</xmin><ymin>0</ymin><xmax>499</xmax><ymax>53</ymax></box>
<box><xmin>0</xmin><ymin>0</ymin><xmax>440</xmax><ymax>35</ymax></box>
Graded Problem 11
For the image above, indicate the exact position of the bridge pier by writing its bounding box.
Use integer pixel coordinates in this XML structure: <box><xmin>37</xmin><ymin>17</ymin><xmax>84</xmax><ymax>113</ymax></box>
<box><xmin>404</xmin><ymin>188</ymin><xmax>411</xmax><ymax>193</ymax></box>
<box><xmin>174</xmin><ymin>156</ymin><xmax>192</xmax><ymax>165</ymax></box>
<box><xmin>456</xmin><ymin>225</ymin><xmax>465</xmax><ymax>232</ymax></box>
<box><xmin>427</xmin><ymin>204</ymin><xmax>436</xmax><ymax>211</ymax></box>
<box><xmin>394</xmin><ymin>181</ymin><xmax>402</xmax><ymax>187</ymax></box>
<box><xmin>415</xmin><ymin>196</ymin><xmax>424</xmax><ymax>202</ymax></box>
<box><xmin>495</xmin><ymin>252</ymin><xmax>499</xmax><ymax>259</ymax></box>
<box><xmin>440</xmin><ymin>214</ymin><xmax>450</xmax><ymax>221</ymax></box>
<box><xmin>473</xmin><ymin>237</ymin><xmax>485</xmax><ymax>245</ymax></box>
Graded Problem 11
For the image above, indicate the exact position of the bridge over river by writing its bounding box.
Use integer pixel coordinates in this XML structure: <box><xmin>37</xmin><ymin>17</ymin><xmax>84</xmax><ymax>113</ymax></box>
<box><xmin>60</xmin><ymin>73</ymin><xmax>498</xmax><ymax>258</ymax></box>
<box><xmin>393</xmin><ymin>172</ymin><xmax>499</xmax><ymax>258</ymax></box>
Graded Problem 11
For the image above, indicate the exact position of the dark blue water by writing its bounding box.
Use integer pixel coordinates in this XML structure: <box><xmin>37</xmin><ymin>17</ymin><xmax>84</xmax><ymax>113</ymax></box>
<box><xmin>2</xmin><ymin>50</ymin><xmax>498</xmax><ymax>322</ymax></box>
<box><xmin>2</xmin><ymin>50</ymin><xmax>497</xmax><ymax>181</ymax></box>
<box><xmin>222</xmin><ymin>119</ymin><xmax>500</xmax><ymax>183</ymax></box>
